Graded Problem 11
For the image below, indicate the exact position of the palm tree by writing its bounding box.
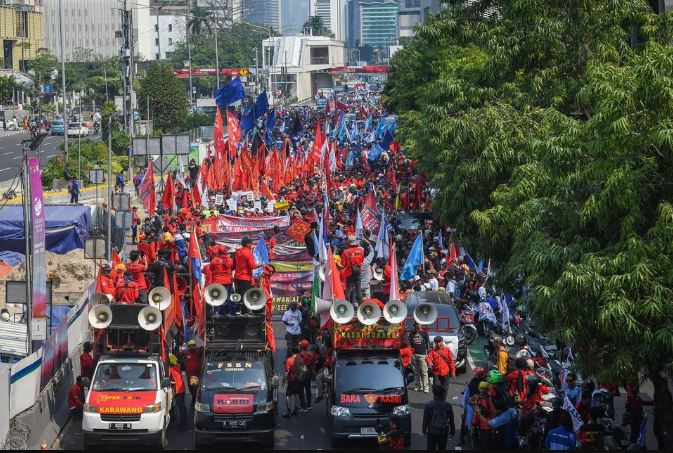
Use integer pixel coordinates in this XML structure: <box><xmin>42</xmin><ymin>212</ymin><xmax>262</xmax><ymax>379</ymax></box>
<box><xmin>187</xmin><ymin>6</ymin><xmax>212</xmax><ymax>36</ymax></box>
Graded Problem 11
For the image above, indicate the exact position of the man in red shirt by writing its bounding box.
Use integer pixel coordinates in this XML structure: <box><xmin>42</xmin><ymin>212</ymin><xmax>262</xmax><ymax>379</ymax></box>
<box><xmin>80</xmin><ymin>342</ymin><xmax>95</xmax><ymax>379</ymax></box>
<box><xmin>169</xmin><ymin>354</ymin><xmax>187</xmax><ymax>427</ymax></box>
<box><xmin>204</xmin><ymin>251</ymin><xmax>235</xmax><ymax>314</ymax></box>
<box><xmin>182</xmin><ymin>340</ymin><xmax>202</xmax><ymax>408</ymax></box>
<box><xmin>125</xmin><ymin>251</ymin><xmax>148</xmax><ymax>293</ymax></box>
<box><xmin>114</xmin><ymin>272</ymin><xmax>139</xmax><ymax>304</ymax></box>
<box><xmin>97</xmin><ymin>263</ymin><xmax>116</xmax><ymax>300</ymax></box>
<box><xmin>426</xmin><ymin>336</ymin><xmax>456</xmax><ymax>399</ymax></box>
<box><xmin>382</xmin><ymin>259</ymin><xmax>392</xmax><ymax>303</ymax></box>
<box><xmin>233</xmin><ymin>237</ymin><xmax>262</xmax><ymax>314</ymax></box>
<box><xmin>340</xmin><ymin>236</ymin><xmax>365</xmax><ymax>307</ymax></box>
<box><xmin>267</xmin><ymin>226</ymin><xmax>280</xmax><ymax>260</ymax></box>
<box><xmin>68</xmin><ymin>376</ymin><xmax>87</xmax><ymax>420</ymax></box>
<box><xmin>283</xmin><ymin>345</ymin><xmax>306</xmax><ymax>418</ymax></box>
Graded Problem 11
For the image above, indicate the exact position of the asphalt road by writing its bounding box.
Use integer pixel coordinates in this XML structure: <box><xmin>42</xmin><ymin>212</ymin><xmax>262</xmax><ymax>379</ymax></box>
<box><xmin>55</xmin><ymin>320</ymin><xmax>478</xmax><ymax>451</ymax></box>
<box><xmin>0</xmin><ymin>130</ymin><xmax>101</xmax><ymax>184</ymax></box>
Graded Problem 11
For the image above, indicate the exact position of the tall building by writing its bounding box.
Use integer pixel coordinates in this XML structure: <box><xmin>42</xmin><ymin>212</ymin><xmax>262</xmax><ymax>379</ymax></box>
<box><xmin>310</xmin><ymin>0</ymin><xmax>346</xmax><ymax>41</ymax></box>
<box><xmin>398</xmin><ymin>0</ymin><xmax>419</xmax><ymax>39</ymax></box>
<box><xmin>0</xmin><ymin>3</ymin><xmax>43</xmax><ymax>70</ymax></box>
<box><xmin>358</xmin><ymin>0</ymin><xmax>398</xmax><ymax>48</ymax></box>
<box><xmin>43</xmin><ymin>0</ymin><xmax>151</xmax><ymax>61</ymax></box>
<box><xmin>138</xmin><ymin>12</ymin><xmax>187</xmax><ymax>60</ymax></box>
<box><xmin>280</xmin><ymin>0</ymin><xmax>309</xmax><ymax>35</ymax></box>
<box><xmin>242</xmin><ymin>0</ymin><xmax>280</xmax><ymax>30</ymax></box>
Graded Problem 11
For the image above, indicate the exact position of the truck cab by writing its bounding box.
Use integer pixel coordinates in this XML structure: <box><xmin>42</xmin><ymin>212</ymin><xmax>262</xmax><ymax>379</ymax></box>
<box><xmin>326</xmin><ymin>350</ymin><xmax>411</xmax><ymax>447</ymax></box>
<box><xmin>193</xmin><ymin>314</ymin><xmax>277</xmax><ymax>448</ymax></box>
<box><xmin>82</xmin><ymin>354</ymin><xmax>172</xmax><ymax>449</ymax></box>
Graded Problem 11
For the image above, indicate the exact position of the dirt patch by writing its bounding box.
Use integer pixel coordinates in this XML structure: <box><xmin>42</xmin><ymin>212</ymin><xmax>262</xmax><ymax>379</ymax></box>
<box><xmin>0</xmin><ymin>249</ymin><xmax>96</xmax><ymax>306</ymax></box>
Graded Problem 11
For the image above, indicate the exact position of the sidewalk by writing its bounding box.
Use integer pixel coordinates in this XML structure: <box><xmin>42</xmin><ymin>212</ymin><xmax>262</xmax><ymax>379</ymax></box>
<box><xmin>3</xmin><ymin>182</ymin><xmax>129</xmax><ymax>205</ymax></box>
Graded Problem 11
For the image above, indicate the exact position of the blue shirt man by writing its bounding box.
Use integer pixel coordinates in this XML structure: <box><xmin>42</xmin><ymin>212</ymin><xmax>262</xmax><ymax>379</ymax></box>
<box><xmin>545</xmin><ymin>425</ymin><xmax>577</xmax><ymax>450</ymax></box>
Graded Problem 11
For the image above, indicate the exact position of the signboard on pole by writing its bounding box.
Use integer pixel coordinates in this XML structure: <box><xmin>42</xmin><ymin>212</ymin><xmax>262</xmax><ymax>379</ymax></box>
<box><xmin>28</xmin><ymin>156</ymin><xmax>47</xmax><ymax>335</ymax></box>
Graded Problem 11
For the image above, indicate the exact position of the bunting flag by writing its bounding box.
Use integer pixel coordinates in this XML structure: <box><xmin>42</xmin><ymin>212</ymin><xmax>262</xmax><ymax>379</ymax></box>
<box><xmin>389</xmin><ymin>243</ymin><xmax>399</xmax><ymax>301</ymax></box>
<box><xmin>139</xmin><ymin>160</ymin><xmax>156</xmax><ymax>216</ymax></box>
<box><xmin>161</xmin><ymin>173</ymin><xmax>175</xmax><ymax>210</ymax></box>
<box><xmin>227</xmin><ymin>111</ymin><xmax>241</xmax><ymax>161</ymax></box>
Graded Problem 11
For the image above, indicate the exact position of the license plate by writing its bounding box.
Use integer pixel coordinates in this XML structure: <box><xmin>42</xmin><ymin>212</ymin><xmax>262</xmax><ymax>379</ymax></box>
<box><xmin>108</xmin><ymin>423</ymin><xmax>132</xmax><ymax>430</ymax></box>
<box><xmin>360</xmin><ymin>427</ymin><xmax>377</xmax><ymax>435</ymax></box>
<box><xmin>223</xmin><ymin>420</ymin><xmax>247</xmax><ymax>429</ymax></box>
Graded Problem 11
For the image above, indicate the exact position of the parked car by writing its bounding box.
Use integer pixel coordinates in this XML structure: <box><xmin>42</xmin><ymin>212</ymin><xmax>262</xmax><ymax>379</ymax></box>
<box><xmin>50</xmin><ymin>119</ymin><xmax>65</xmax><ymax>135</ymax></box>
<box><xmin>67</xmin><ymin>122</ymin><xmax>89</xmax><ymax>137</ymax></box>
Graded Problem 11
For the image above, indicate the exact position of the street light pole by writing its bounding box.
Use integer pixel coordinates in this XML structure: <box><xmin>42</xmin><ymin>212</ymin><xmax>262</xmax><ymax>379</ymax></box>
<box><xmin>188</xmin><ymin>44</ymin><xmax>193</xmax><ymax>111</ymax></box>
<box><xmin>107</xmin><ymin>116</ymin><xmax>112</xmax><ymax>261</ymax></box>
<box><xmin>58</xmin><ymin>0</ymin><xmax>68</xmax><ymax>163</ymax></box>
<box><xmin>214</xmin><ymin>23</ymin><xmax>220</xmax><ymax>87</ymax></box>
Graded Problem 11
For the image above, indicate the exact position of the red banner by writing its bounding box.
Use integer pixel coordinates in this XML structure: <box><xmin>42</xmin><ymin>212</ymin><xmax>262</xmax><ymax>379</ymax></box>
<box><xmin>334</xmin><ymin>322</ymin><xmax>403</xmax><ymax>350</ymax></box>
<box><xmin>216</xmin><ymin>214</ymin><xmax>290</xmax><ymax>234</ymax></box>
<box><xmin>270</xmin><ymin>270</ymin><xmax>314</xmax><ymax>312</ymax></box>
<box><xmin>361</xmin><ymin>192</ymin><xmax>381</xmax><ymax>235</ymax></box>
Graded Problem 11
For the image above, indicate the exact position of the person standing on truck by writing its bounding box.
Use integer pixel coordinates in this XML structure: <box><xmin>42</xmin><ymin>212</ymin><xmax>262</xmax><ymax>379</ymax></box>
<box><xmin>114</xmin><ymin>271</ymin><xmax>140</xmax><ymax>303</ymax></box>
<box><xmin>411</xmin><ymin>323</ymin><xmax>430</xmax><ymax>393</ymax></box>
<box><xmin>80</xmin><ymin>342</ymin><xmax>95</xmax><ymax>380</ymax></box>
<box><xmin>283</xmin><ymin>345</ymin><xmax>306</xmax><ymax>418</ymax></box>
<box><xmin>68</xmin><ymin>376</ymin><xmax>87</xmax><ymax>421</ymax></box>
<box><xmin>204</xmin><ymin>251</ymin><xmax>235</xmax><ymax>315</ymax></box>
<box><xmin>169</xmin><ymin>353</ymin><xmax>187</xmax><ymax>427</ymax></box>
<box><xmin>426</xmin><ymin>337</ymin><xmax>456</xmax><ymax>399</ymax></box>
<box><xmin>282</xmin><ymin>301</ymin><xmax>302</xmax><ymax>350</ymax></box>
<box><xmin>423</xmin><ymin>386</ymin><xmax>456</xmax><ymax>451</ymax></box>
<box><xmin>182</xmin><ymin>340</ymin><xmax>202</xmax><ymax>408</ymax></box>
<box><xmin>340</xmin><ymin>236</ymin><xmax>365</xmax><ymax>307</ymax></box>
<box><xmin>233</xmin><ymin>237</ymin><xmax>262</xmax><ymax>313</ymax></box>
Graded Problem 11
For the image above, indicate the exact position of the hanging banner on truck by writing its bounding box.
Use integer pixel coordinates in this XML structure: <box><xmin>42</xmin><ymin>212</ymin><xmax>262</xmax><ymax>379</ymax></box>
<box><xmin>334</xmin><ymin>322</ymin><xmax>404</xmax><ymax>350</ymax></box>
<box><xmin>269</xmin><ymin>270</ymin><xmax>314</xmax><ymax>312</ymax></box>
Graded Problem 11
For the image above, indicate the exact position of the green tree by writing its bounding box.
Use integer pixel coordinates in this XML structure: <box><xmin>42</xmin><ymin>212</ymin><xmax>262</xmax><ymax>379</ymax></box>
<box><xmin>137</xmin><ymin>61</ymin><xmax>189</xmax><ymax>134</ymax></box>
<box><xmin>384</xmin><ymin>1</ymin><xmax>673</xmax><ymax>445</ymax></box>
<box><xmin>27</xmin><ymin>48</ymin><xmax>58</xmax><ymax>85</ymax></box>
<box><xmin>302</xmin><ymin>15</ymin><xmax>334</xmax><ymax>38</ymax></box>
<box><xmin>0</xmin><ymin>76</ymin><xmax>16</xmax><ymax>103</ymax></box>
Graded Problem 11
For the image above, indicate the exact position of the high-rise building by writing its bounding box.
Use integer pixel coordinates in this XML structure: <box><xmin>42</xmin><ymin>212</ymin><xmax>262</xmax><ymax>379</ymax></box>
<box><xmin>358</xmin><ymin>0</ymin><xmax>398</xmax><ymax>48</ymax></box>
<box><xmin>42</xmin><ymin>0</ymin><xmax>135</xmax><ymax>61</ymax></box>
<box><xmin>0</xmin><ymin>3</ymin><xmax>43</xmax><ymax>70</ymax></box>
<box><xmin>196</xmin><ymin>0</ymin><xmax>243</xmax><ymax>27</ymax></box>
<box><xmin>243</xmin><ymin>0</ymin><xmax>280</xmax><ymax>30</ymax></box>
<box><xmin>280</xmin><ymin>0</ymin><xmax>309</xmax><ymax>35</ymax></box>
<box><xmin>311</xmin><ymin>0</ymin><xmax>347</xmax><ymax>41</ymax></box>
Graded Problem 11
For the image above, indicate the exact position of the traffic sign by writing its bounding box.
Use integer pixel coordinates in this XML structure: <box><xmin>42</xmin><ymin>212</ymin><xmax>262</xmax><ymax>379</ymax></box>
<box><xmin>239</xmin><ymin>68</ymin><xmax>249</xmax><ymax>76</ymax></box>
<box><xmin>42</xmin><ymin>83</ymin><xmax>53</xmax><ymax>94</ymax></box>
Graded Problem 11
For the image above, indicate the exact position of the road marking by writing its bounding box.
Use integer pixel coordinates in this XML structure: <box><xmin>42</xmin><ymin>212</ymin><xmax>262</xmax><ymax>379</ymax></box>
<box><xmin>12</xmin><ymin>155</ymin><xmax>21</xmax><ymax>160</ymax></box>
<box><xmin>3</xmin><ymin>152</ymin><xmax>11</xmax><ymax>155</ymax></box>
<box><xmin>0</xmin><ymin>168</ymin><xmax>9</xmax><ymax>172</ymax></box>
<box><xmin>467</xmin><ymin>349</ymin><xmax>476</xmax><ymax>371</ymax></box>
<box><xmin>15</xmin><ymin>143</ymin><xmax>22</xmax><ymax>146</ymax></box>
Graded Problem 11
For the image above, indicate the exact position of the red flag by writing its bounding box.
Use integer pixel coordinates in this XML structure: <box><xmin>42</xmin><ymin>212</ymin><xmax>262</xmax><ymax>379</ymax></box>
<box><xmin>334</xmin><ymin>99</ymin><xmax>348</xmax><ymax>111</ymax></box>
<box><xmin>227</xmin><ymin>111</ymin><xmax>241</xmax><ymax>160</ymax></box>
<box><xmin>214</xmin><ymin>108</ymin><xmax>226</xmax><ymax>161</ymax></box>
<box><xmin>286</xmin><ymin>218</ymin><xmax>311</xmax><ymax>242</ymax></box>
<box><xmin>192</xmin><ymin>176</ymin><xmax>202</xmax><ymax>206</ymax></box>
<box><xmin>139</xmin><ymin>161</ymin><xmax>156</xmax><ymax>216</ymax></box>
<box><xmin>261</xmin><ymin>179</ymin><xmax>275</xmax><ymax>201</ymax></box>
<box><xmin>111</xmin><ymin>250</ymin><xmax>121</xmax><ymax>266</ymax></box>
<box><xmin>161</xmin><ymin>173</ymin><xmax>175</xmax><ymax>210</ymax></box>
<box><xmin>389</xmin><ymin>243</ymin><xmax>400</xmax><ymax>301</ymax></box>
<box><xmin>311</xmin><ymin>123</ymin><xmax>323</xmax><ymax>162</ymax></box>
<box><xmin>447</xmin><ymin>242</ymin><xmax>459</xmax><ymax>267</ymax></box>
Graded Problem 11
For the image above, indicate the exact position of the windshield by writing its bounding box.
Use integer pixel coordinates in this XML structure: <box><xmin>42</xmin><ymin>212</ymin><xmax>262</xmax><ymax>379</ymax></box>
<box><xmin>92</xmin><ymin>362</ymin><xmax>157</xmax><ymax>391</ymax></box>
<box><xmin>335</xmin><ymin>359</ymin><xmax>404</xmax><ymax>393</ymax></box>
<box><xmin>202</xmin><ymin>361</ymin><xmax>267</xmax><ymax>391</ymax></box>
<box><xmin>68</xmin><ymin>122</ymin><xmax>80</xmax><ymax>128</ymax></box>
<box><xmin>52</xmin><ymin>120</ymin><xmax>63</xmax><ymax>126</ymax></box>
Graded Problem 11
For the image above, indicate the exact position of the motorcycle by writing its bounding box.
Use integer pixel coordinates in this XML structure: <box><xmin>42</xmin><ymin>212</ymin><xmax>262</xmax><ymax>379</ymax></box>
<box><xmin>458</xmin><ymin>303</ymin><xmax>478</xmax><ymax>345</ymax></box>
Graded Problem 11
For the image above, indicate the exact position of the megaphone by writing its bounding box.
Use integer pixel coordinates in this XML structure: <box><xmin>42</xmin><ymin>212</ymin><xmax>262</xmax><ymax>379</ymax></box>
<box><xmin>330</xmin><ymin>299</ymin><xmax>354</xmax><ymax>324</ymax></box>
<box><xmin>205</xmin><ymin>284</ymin><xmax>228</xmax><ymax>307</ymax></box>
<box><xmin>148</xmin><ymin>287</ymin><xmax>172</xmax><ymax>311</ymax></box>
<box><xmin>315</xmin><ymin>297</ymin><xmax>332</xmax><ymax>315</ymax></box>
<box><xmin>357</xmin><ymin>301</ymin><xmax>382</xmax><ymax>325</ymax></box>
<box><xmin>318</xmin><ymin>264</ymin><xmax>326</xmax><ymax>282</ymax></box>
<box><xmin>383</xmin><ymin>300</ymin><xmax>407</xmax><ymax>324</ymax></box>
<box><xmin>88</xmin><ymin>304</ymin><xmax>112</xmax><ymax>329</ymax></box>
<box><xmin>413</xmin><ymin>303</ymin><xmax>438</xmax><ymax>325</ymax></box>
<box><xmin>230</xmin><ymin>293</ymin><xmax>242</xmax><ymax>304</ymax></box>
<box><xmin>243</xmin><ymin>288</ymin><xmax>267</xmax><ymax>311</ymax></box>
<box><xmin>372</xmin><ymin>264</ymin><xmax>384</xmax><ymax>281</ymax></box>
<box><xmin>138</xmin><ymin>306</ymin><xmax>162</xmax><ymax>331</ymax></box>
<box><xmin>91</xmin><ymin>292</ymin><xmax>112</xmax><ymax>305</ymax></box>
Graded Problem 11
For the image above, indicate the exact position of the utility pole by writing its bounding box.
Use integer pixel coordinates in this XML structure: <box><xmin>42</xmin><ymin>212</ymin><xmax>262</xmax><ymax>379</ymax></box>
<box><xmin>214</xmin><ymin>23</ymin><xmax>220</xmax><ymax>87</ymax></box>
<box><xmin>121</xmin><ymin>0</ymin><xmax>135</xmax><ymax>137</ymax></box>
<box><xmin>255</xmin><ymin>47</ymin><xmax>259</xmax><ymax>94</ymax></box>
<box><xmin>107</xmin><ymin>116</ymin><xmax>112</xmax><ymax>261</ymax></box>
<box><xmin>155</xmin><ymin>6</ymin><xmax>161</xmax><ymax>60</ymax></box>
<box><xmin>58</xmin><ymin>0</ymin><xmax>68</xmax><ymax>163</ymax></box>
<box><xmin>188</xmin><ymin>44</ymin><xmax>193</xmax><ymax>111</ymax></box>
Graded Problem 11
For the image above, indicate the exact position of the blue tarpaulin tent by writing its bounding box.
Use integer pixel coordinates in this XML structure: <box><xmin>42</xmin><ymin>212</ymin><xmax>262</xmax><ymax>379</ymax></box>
<box><xmin>0</xmin><ymin>205</ymin><xmax>91</xmax><ymax>254</ymax></box>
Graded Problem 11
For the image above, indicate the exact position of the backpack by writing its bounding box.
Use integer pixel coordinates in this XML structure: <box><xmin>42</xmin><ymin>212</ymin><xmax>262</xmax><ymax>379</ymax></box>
<box><xmin>292</xmin><ymin>355</ymin><xmax>310</xmax><ymax>382</ymax></box>
<box><xmin>429</xmin><ymin>401</ymin><xmax>450</xmax><ymax>433</ymax></box>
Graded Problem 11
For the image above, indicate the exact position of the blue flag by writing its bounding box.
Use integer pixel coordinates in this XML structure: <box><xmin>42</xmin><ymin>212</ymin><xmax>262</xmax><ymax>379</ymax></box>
<box><xmin>365</xmin><ymin>115</ymin><xmax>372</xmax><ymax>133</ymax></box>
<box><xmin>368</xmin><ymin>144</ymin><xmax>384</xmax><ymax>161</ymax></box>
<box><xmin>241</xmin><ymin>107</ymin><xmax>255</xmax><ymax>133</ymax></box>
<box><xmin>380</xmin><ymin>130</ymin><xmax>394</xmax><ymax>151</ymax></box>
<box><xmin>375</xmin><ymin>118</ymin><xmax>386</xmax><ymax>139</ymax></box>
<box><xmin>254</xmin><ymin>91</ymin><xmax>269</xmax><ymax>118</ymax></box>
<box><xmin>215</xmin><ymin>76</ymin><xmax>245</xmax><ymax>107</ymax></box>
<box><xmin>266</xmin><ymin>108</ymin><xmax>276</xmax><ymax>130</ymax></box>
<box><xmin>349</xmin><ymin>124</ymin><xmax>358</xmax><ymax>143</ymax></box>
<box><xmin>253</xmin><ymin>234</ymin><xmax>269</xmax><ymax>278</ymax></box>
<box><xmin>464</xmin><ymin>251</ymin><xmax>476</xmax><ymax>269</ymax></box>
<box><xmin>400</xmin><ymin>234</ymin><xmax>424</xmax><ymax>281</ymax></box>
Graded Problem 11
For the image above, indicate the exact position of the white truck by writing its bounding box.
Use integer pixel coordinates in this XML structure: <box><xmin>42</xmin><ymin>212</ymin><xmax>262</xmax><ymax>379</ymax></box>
<box><xmin>82</xmin><ymin>353</ymin><xmax>173</xmax><ymax>449</ymax></box>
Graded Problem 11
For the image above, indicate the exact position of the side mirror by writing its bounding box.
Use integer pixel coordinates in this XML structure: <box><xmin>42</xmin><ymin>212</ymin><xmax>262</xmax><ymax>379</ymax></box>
<box><xmin>161</xmin><ymin>377</ymin><xmax>171</xmax><ymax>389</ymax></box>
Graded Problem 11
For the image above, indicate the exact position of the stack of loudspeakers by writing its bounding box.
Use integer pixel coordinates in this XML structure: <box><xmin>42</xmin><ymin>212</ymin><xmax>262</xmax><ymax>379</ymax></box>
<box><xmin>324</xmin><ymin>298</ymin><xmax>438</xmax><ymax>326</ymax></box>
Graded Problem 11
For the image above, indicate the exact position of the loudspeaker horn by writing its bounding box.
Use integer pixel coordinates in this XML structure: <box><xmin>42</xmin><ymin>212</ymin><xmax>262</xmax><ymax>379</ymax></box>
<box><xmin>243</xmin><ymin>288</ymin><xmax>267</xmax><ymax>311</ymax></box>
<box><xmin>148</xmin><ymin>286</ymin><xmax>172</xmax><ymax>311</ymax></box>
<box><xmin>330</xmin><ymin>299</ymin><xmax>354</xmax><ymax>324</ymax></box>
<box><xmin>205</xmin><ymin>284</ymin><xmax>228</xmax><ymax>307</ymax></box>
<box><xmin>372</xmin><ymin>264</ymin><xmax>384</xmax><ymax>281</ymax></box>
<box><xmin>318</xmin><ymin>264</ymin><xmax>327</xmax><ymax>282</ymax></box>
<box><xmin>413</xmin><ymin>302</ymin><xmax>438</xmax><ymax>325</ymax></box>
<box><xmin>91</xmin><ymin>292</ymin><xmax>112</xmax><ymax>305</ymax></box>
<box><xmin>138</xmin><ymin>306</ymin><xmax>162</xmax><ymax>331</ymax></box>
<box><xmin>88</xmin><ymin>304</ymin><xmax>112</xmax><ymax>329</ymax></box>
<box><xmin>383</xmin><ymin>300</ymin><xmax>407</xmax><ymax>324</ymax></box>
<box><xmin>315</xmin><ymin>297</ymin><xmax>332</xmax><ymax>315</ymax></box>
<box><xmin>230</xmin><ymin>293</ymin><xmax>242</xmax><ymax>303</ymax></box>
<box><xmin>356</xmin><ymin>301</ymin><xmax>382</xmax><ymax>326</ymax></box>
